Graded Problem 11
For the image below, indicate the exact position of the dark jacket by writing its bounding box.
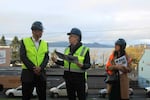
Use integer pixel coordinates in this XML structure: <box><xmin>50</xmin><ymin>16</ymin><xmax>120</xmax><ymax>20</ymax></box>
<box><xmin>20</xmin><ymin>38</ymin><xmax>49</xmax><ymax>82</ymax></box>
<box><xmin>56</xmin><ymin>42</ymin><xmax>91</xmax><ymax>70</ymax></box>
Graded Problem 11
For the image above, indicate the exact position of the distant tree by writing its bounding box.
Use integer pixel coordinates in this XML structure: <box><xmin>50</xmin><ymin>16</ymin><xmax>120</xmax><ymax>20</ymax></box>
<box><xmin>126</xmin><ymin>46</ymin><xmax>144</xmax><ymax>71</ymax></box>
<box><xmin>10</xmin><ymin>36</ymin><xmax>21</xmax><ymax>64</ymax></box>
<box><xmin>90</xmin><ymin>49</ymin><xmax>99</xmax><ymax>68</ymax></box>
<box><xmin>10</xmin><ymin>36</ymin><xmax>20</xmax><ymax>50</ymax></box>
<box><xmin>0</xmin><ymin>35</ymin><xmax>7</xmax><ymax>46</ymax></box>
<box><xmin>126</xmin><ymin>46</ymin><xmax>144</xmax><ymax>64</ymax></box>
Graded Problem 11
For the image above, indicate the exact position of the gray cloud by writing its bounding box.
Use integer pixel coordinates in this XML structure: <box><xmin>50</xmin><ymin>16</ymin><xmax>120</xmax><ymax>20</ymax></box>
<box><xmin>0</xmin><ymin>0</ymin><xmax>150</xmax><ymax>44</ymax></box>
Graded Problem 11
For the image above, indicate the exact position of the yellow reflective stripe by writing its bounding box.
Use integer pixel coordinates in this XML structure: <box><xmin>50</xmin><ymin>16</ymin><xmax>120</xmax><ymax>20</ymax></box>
<box><xmin>64</xmin><ymin>45</ymin><xmax>89</xmax><ymax>70</ymax></box>
<box><xmin>80</xmin><ymin>46</ymin><xmax>86</xmax><ymax>56</ymax></box>
<box><xmin>80</xmin><ymin>46</ymin><xmax>89</xmax><ymax>57</ymax></box>
<box><xmin>64</xmin><ymin>47</ymin><xmax>69</xmax><ymax>53</ymax></box>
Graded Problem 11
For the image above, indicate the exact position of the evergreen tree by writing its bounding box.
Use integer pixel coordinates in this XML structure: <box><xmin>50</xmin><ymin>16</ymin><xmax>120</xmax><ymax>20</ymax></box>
<box><xmin>10</xmin><ymin>36</ymin><xmax>21</xmax><ymax>64</ymax></box>
<box><xmin>0</xmin><ymin>35</ymin><xmax>7</xmax><ymax>46</ymax></box>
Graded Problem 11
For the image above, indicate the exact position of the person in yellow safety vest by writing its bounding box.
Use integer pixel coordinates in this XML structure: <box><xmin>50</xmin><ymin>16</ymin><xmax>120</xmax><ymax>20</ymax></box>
<box><xmin>20</xmin><ymin>21</ymin><xmax>49</xmax><ymax>100</ymax></box>
<box><xmin>52</xmin><ymin>28</ymin><xmax>91</xmax><ymax>100</ymax></box>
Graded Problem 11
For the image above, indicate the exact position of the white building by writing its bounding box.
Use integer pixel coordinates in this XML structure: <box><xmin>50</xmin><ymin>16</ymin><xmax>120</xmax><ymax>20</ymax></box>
<box><xmin>138</xmin><ymin>49</ymin><xmax>150</xmax><ymax>88</ymax></box>
<box><xmin>0</xmin><ymin>46</ymin><xmax>10</xmax><ymax>67</ymax></box>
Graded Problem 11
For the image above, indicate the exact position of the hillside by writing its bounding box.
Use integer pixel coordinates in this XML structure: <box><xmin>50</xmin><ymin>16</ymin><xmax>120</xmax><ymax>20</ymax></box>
<box><xmin>48</xmin><ymin>41</ymin><xmax>113</xmax><ymax>48</ymax></box>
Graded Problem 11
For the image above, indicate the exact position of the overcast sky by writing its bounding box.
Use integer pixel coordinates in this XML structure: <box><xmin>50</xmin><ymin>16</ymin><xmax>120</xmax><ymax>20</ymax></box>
<box><xmin>0</xmin><ymin>0</ymin><xmax>150</xmax><ymax>44</ymax></box>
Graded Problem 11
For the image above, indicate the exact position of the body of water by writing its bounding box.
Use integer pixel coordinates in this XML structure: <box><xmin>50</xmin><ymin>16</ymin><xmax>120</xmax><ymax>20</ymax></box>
<box><xmin>49</xmin><ymin>47</ymin><xmax>113</xmax><ymax>64</ymax></box>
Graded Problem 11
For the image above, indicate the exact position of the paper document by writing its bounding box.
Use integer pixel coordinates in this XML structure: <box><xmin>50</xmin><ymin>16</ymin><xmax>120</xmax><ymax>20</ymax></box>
<box><xmin>115</xmin><ymin>55</ymin><xmax>128</xmax><ymax>74</ymax></box>
<box><xmin>55</xmin><ymin>50</ymin><xmax>78</xmax><ymax>63</ymax></box>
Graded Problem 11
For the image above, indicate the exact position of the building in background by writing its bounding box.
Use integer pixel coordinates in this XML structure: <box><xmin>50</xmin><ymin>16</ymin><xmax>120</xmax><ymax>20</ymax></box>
<box><xmin>0</xmin><ymin>46</ymin><xmax>10</xmax><ymax>67</ymax></box>
<box><xmin>138</xmin><ymin>49</ymin><xmax>150</xmax><ymax>88</ymax></box>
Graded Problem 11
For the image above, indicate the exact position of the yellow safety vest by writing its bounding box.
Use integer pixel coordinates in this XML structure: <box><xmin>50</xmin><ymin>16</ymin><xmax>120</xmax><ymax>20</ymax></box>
<box><xmin>22</xmin><ymin>37</ymin><xmax>48</xmax><ymax>69</ymax></box>
<box><xmin>64</xmin><ymin>45</ymin><xmax>89</xmax><ymax>72</ymax></box>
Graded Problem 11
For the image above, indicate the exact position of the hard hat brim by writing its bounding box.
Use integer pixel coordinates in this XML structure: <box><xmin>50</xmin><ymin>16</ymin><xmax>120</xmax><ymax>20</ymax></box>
<box><xmin>67</xmin><ymin>33</ymin><xmax>81</xmax><ymax>36</ymax></box>
<box><xmin>67</xmin><ymin>33</ymin><xmax>71</xmax><ymax>35</ymax></box>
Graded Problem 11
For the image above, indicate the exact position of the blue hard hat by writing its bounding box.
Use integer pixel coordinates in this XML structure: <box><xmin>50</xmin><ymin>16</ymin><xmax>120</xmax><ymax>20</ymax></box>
<box><xmin>67</xmin><ymin>28</ymin><xmax>82</xmax><ymax>41</ymax></box>
<box><xmin>31</xmin><ymin>21</ymin><xmax>43</xmax><ymax>31</ymax></box>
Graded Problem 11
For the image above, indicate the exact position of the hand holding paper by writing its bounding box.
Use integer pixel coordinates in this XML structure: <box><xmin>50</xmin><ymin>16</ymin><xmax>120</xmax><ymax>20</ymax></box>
<box><xmin>115</xmin><ymin>55</ymin><xmax>128</xmax><ymax>74</ymax></box>
<box><xmin>75</xmin><ymin>62</ymin><xmax>83</xmax><ymax>68</ymax></box>
<box><xmin>55</xmin><ymin>50</ymin><xmax>79</xmax><ymax>63</ymax></box>
<box><xmin>51</xmin><ymin>50</ymin><xmax>58</xmax><ymax>62</ymax></box>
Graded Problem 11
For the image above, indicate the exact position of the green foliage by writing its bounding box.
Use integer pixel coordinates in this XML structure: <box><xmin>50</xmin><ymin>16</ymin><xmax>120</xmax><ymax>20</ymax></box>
<box><xmin>10</xmin><ymin>36</ymin><xmax>21</xmax><ymax>62</ymax></box>
<box><xmin>0</xmin><ymin>35</ymin><xmax>7</xmax><ymax>46</ymax></box>
<box><xmin>126</xmin><ymin>46</ymin><xmax>144</xmax><ymax>64</ymax></box>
